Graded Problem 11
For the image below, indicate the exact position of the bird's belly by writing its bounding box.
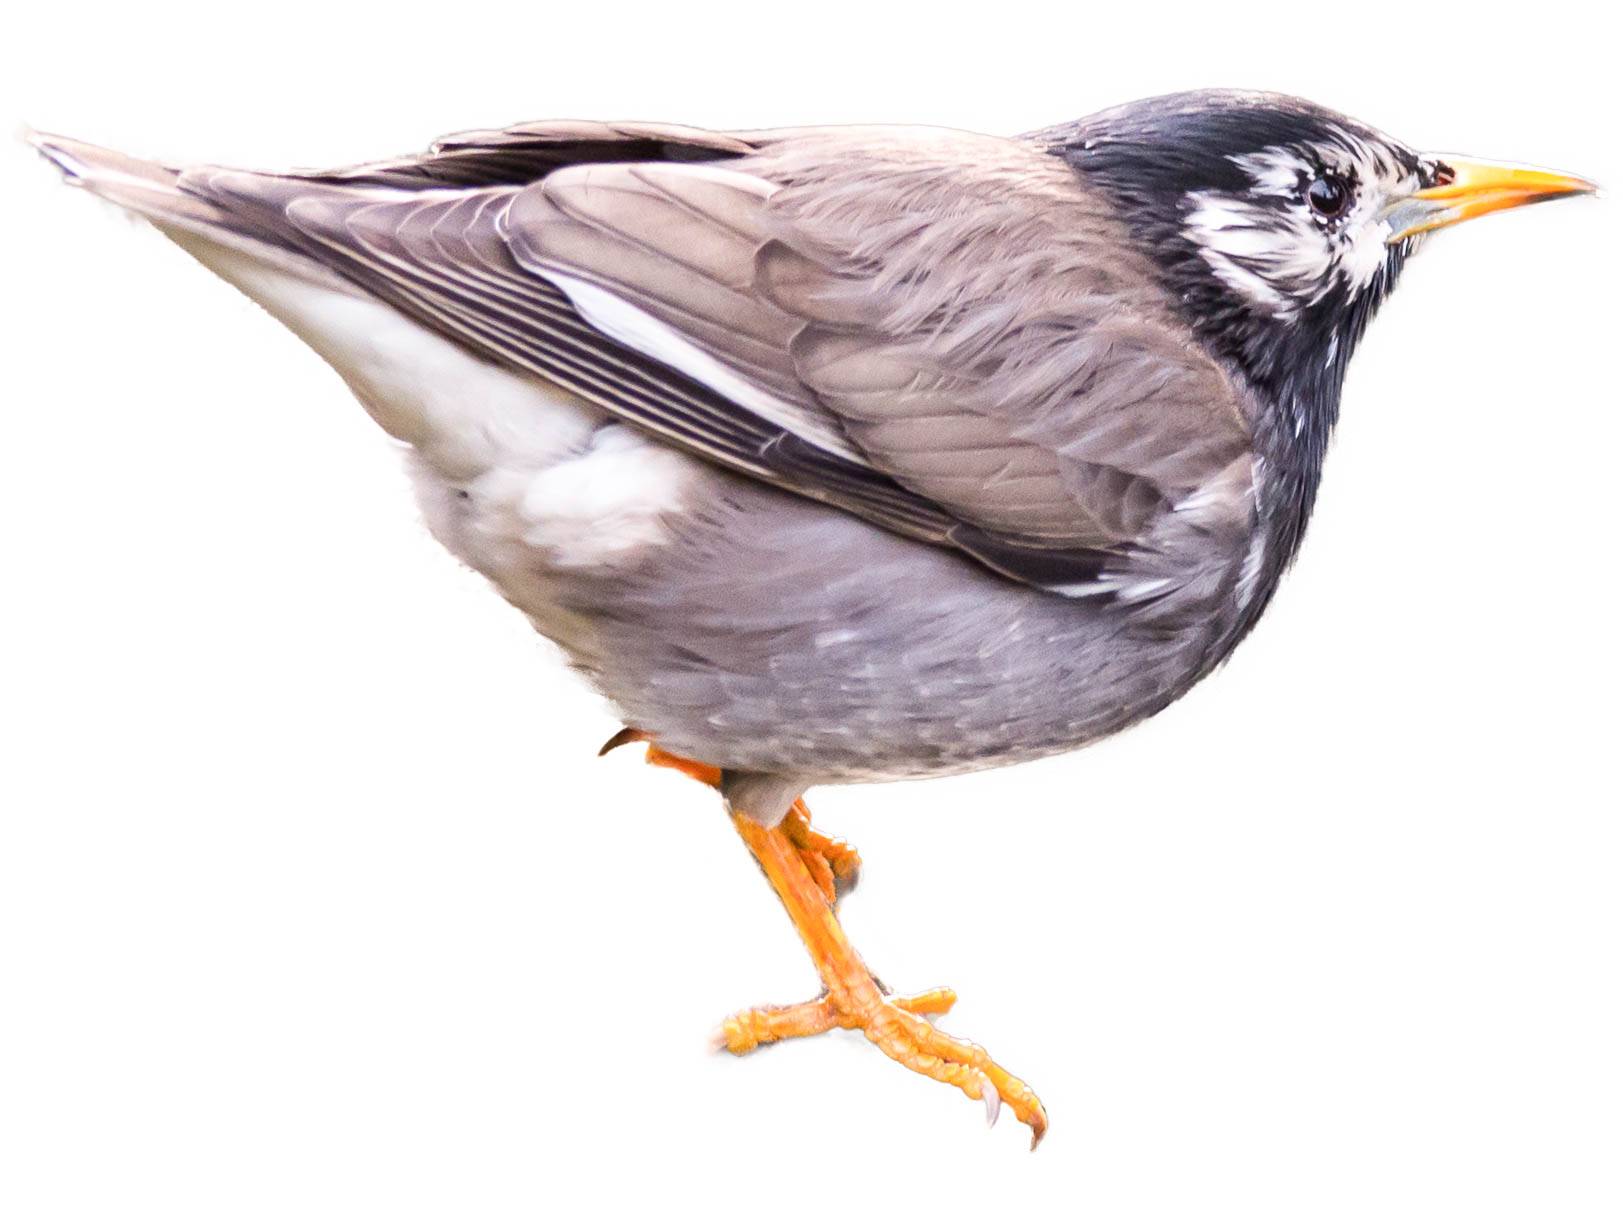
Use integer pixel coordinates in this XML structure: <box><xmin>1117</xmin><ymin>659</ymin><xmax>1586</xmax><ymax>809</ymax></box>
<box><xmin>424</xmin><ymin>450</ymin><xmax>1248</xmax><ymax>783</ymax></box>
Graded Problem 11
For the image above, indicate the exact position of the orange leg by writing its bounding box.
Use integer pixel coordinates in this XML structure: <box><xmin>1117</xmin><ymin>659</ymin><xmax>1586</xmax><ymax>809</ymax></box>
<box><xmin>605</xmin><ymin>730</ymin><xmax>860</xmax><ymax>904</ymax></box>
<box><xmin>610</xmin><ymin>732</ymin><xmax>1048</xmax><ymax>1146</ymax></box>
<box><xmin>781</xmin><ymin>802</ymin><xmax>861</xmax><ymax>903</ymax></box>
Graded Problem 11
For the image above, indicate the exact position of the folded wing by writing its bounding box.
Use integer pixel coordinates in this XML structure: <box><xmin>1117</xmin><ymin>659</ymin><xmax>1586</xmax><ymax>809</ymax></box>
<box><xmin>182</xmin><ymin>122</ymin><xmax>1255</xmax><ymax>596</ymax></box>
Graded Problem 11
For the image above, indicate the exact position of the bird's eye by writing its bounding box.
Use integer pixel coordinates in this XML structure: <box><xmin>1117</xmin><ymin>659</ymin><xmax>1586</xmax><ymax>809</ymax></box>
<box><xmin>1306</xmin><ymin>173</ymin><xmax>1353</xmax><ymax>221</ymax></box>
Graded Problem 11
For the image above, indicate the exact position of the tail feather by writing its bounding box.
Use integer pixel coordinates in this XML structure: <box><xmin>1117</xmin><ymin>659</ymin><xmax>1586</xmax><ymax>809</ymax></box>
<box><xmin>26</xmin><ymin>128</ymin><xmax>592</xmax><ymax>472</ymax></box>
<box><xmin>25</xmin><ymin>130</ymin><xmax>345</xmax><ymax>287</ymax></box>
<box><xmin>28</xmin><ymin>131</ymin><xmax>237</xmax><ymax>236</ymax></box>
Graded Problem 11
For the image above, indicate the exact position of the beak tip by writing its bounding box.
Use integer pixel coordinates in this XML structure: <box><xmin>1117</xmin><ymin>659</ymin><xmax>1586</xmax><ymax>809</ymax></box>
<box><xmin>1394</xmin><ymin>156</ymin><xmax>1602</xmax><ymax>242</ymax></box>
<box><xmin>1552</xmin><ymin>171</ymin><xmax>1603</xmax><ymax>199</ymax></box>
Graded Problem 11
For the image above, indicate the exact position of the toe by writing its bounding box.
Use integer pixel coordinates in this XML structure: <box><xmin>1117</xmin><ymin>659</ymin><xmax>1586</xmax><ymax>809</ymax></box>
<box><xmin>860</xmin><ymin>1002</ymin><xmax>1048</xmax><ymax>1144</ymax></box>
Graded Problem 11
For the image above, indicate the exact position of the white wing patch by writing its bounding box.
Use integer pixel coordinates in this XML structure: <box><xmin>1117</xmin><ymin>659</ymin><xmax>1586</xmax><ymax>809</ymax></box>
<box><xmin>538</xmin><ymin>269</ymin><xmax>866</xmax><ymax>463</ymax></box>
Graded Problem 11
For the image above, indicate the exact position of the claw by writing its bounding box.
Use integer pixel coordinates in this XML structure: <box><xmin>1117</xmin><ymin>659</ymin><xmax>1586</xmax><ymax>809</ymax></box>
<box><xmin>978</xmin><ymin>1071</ymin><xmax>1001</xmax><ymax>1128</ymax></box>
<box><xmin>1029</xmin><ymin>1117</ymin><xmax>1047</xmax><ymax>1151</ymax></box>
<box><xmin>598</xmin><ymin>726</ymin><xmax>651</xmax><ymax>756</ymax></box>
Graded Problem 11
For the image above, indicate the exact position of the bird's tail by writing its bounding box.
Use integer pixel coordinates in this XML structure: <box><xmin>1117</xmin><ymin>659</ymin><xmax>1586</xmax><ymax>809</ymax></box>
<box><xmin>25</xmin><ymin>130</ymin><xmax>339</xmax><ymax>286</ymax></box>
<box><xmin>29</xmin><ymin>132</ymin><xmax>223</xmax><ymax>230</ymax></box>
<box><xmin>25</xmin><ymin>127</ymin><xmax>589</xmax><ymax>469</ymax></box>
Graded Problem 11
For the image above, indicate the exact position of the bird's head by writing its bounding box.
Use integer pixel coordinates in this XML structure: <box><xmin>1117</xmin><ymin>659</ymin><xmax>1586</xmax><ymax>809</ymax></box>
<box><xmin>1044</xmin><ymin>90</ymin><xmax>1596</xmax><ymax>401</ymax></box>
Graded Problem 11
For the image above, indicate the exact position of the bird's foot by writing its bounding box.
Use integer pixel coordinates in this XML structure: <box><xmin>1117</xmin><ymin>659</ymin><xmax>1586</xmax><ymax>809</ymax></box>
<box><xmin>599</xmin><ymin>728</ymin><xmax>1042</xmax><ymax>1144</ymax></box>
<box><xmin>718</xmin><ymin>983</ymin><xmax>1046</xmax><ymax>1144</ymax></box>
<box><xmin>727</xmin><ymin>812</ymin><xmax>1048</xmax><ymax>1146</ymax></box>
<box><xmin>717</xmin><ymin>986</ymin><xmax>956</xmax><ymax>1051</ymax></box>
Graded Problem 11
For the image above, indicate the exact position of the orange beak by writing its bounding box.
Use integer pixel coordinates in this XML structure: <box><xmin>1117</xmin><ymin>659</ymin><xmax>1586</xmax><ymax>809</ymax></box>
<box><xmin>1386</xmin><ymin>156</ymin><xmax>1598</xmax><ymax>244</ymax></box>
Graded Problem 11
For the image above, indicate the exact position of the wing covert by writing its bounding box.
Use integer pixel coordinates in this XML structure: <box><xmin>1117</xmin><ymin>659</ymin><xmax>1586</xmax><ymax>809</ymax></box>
<box><xmin>183</xmin><ymin>120</ymin><xmax>1256</xmax><ymax>596</ymax></box>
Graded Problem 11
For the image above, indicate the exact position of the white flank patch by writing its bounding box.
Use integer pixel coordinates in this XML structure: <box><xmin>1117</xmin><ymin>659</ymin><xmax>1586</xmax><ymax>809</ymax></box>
<box><xmin>505</xmin><ymin>424</ymin><xmax>696</xmax><ymax>566</ymax></box>
<box><xmin>538</xmin><ymin>269</ymin><xmax>865</xmax><ymax>462</ymax></box>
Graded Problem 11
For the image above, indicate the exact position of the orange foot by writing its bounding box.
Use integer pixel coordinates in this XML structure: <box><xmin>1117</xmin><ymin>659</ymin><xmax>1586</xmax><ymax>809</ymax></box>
<box><xmin>602</xmin><ymin>729</ymin><xmax>1047</xmax><ymax>1146</ymax></box>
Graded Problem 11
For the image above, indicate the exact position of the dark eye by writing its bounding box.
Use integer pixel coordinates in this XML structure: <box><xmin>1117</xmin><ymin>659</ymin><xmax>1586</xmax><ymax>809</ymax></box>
<box><xmin>1306</xmin><ymin>173</ymin><xmax>1353</xmax><ymax>221</ymax></box>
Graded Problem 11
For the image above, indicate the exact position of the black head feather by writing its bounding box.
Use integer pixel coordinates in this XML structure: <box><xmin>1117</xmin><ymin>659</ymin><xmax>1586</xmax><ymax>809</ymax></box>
<box><xmin>1033</xmin><ymin>90</ymin><xmax>1433</xmax><ymax>591</ymax></box>
<box><xmin>1036</xmin><ymin>91</ymin><xmax>1423</xmax><ymax>390</ymax></box>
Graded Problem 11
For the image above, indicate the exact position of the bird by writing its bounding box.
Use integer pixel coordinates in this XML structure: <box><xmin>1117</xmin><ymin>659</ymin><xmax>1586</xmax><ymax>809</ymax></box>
<box><xmin>28</xmin><ymin>90</ymin><xmax>1595</xmax><ymax>1146</ymax></box>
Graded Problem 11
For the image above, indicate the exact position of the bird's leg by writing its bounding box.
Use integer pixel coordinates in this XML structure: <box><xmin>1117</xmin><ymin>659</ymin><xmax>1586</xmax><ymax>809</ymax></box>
<box><xmin>607</xmin><ymin>731</ymin><xmax>1047</xmax><ymax>1145</ymax></box>
<box><xmin>780</xmin><ymin>802</ymin><xmax>861</xmax><ymax>903</ymax></box>
<box><xmin>606</xmin><ymin>730</ymin><xmax>860</xmax><ymax>903</ymax></box>
<box><xmin>720</xmin><ymin>810</ymin><xmax>1048</xmax><ymax>1146</ymax></box>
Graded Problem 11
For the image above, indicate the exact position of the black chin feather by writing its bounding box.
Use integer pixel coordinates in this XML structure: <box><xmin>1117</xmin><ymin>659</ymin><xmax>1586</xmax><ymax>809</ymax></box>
<box><xmin>1244</xmin><ymin>241</ymin><xmax>1409</xmax><ymax>569</ymax></box>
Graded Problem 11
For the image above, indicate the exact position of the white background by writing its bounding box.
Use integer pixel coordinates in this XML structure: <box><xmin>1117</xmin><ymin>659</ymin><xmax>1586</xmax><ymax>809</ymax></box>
<box><xmin>3</xmin><ymin>3</ymin><xmax>1618</xmax><ymax>1213</ymax></box>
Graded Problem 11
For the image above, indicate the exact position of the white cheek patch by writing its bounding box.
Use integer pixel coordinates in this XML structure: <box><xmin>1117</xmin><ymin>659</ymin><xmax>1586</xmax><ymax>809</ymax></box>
<box><xmin>1182</xmin><ymin>194</ymin><xmax>1295</xmax><ymax>314</ymax></box>
<box><xmin>1339</xmin><ymin>209</ymin><xmax>1396</xmax><ymax>292</ymax></box>
<box><xmin>1183</xmin><ymin>135</ymin><xmax>1415</xmax><ymax>317</ymax></box>
<box><xmin>1228</xmin><ymin>147</ymin><xmax>1309</xmax><ymax>198</ymax></box>
<box><xmin>1183</xmin><ymin>190</ymin><xmax>1337</xmax><ymax>318</ymax></box>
